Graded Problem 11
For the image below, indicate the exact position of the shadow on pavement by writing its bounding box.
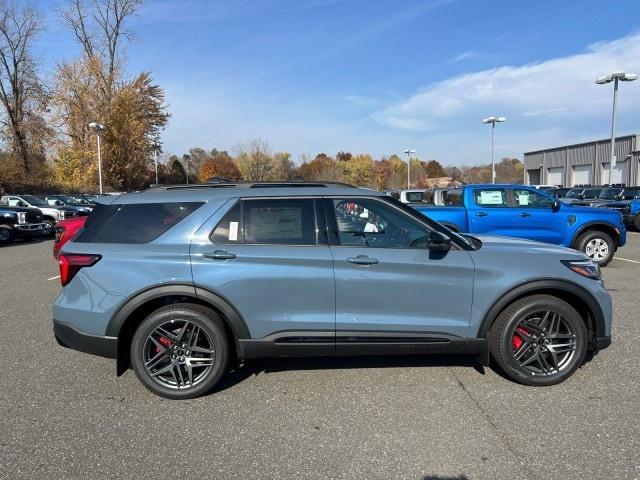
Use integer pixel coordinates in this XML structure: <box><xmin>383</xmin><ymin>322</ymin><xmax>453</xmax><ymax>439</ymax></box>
<box><xmin>213</xmin><ymin>354</ymin><xmax>486</xmax><ymax>394</ymax></box>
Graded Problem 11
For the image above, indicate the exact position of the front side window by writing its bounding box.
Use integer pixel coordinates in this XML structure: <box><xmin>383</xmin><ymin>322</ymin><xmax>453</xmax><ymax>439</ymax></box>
<box><xmin>244</xmin><ymin>199</ymin><xmax>316</xmax><ymax>245</ymax></box>
<box><xmin>473</xmin><ymin>189</ymin><xmax>508</xmax><ymax>208</ymax></box>
<box><xmin>332</xmin><ymin>198</ymin><xmax>429</xmax><ymax>248</ymax></box>
<box><xmin>513</xmin><ymin>189</ymin><xmax>554</xmax><ymax>208</ymax></box>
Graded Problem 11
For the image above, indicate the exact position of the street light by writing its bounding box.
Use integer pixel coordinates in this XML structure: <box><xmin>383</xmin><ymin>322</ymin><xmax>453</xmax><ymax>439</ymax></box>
<box><xmin>595</xmin><ymin>71</ymin><xmax>637</xmax><ymax>184</ymax></box>
<box><xmin>403</xmin><ymin>149</ymin><xmax>416</xmax><ymax>189</ymax></box>
<box><xmin>88</xmin><ymin>122</ymin><xmax>105</xmax><ymax>194</ymax></box>
<box><xmin>152</xmin><ymin>142</ymin><xmax>160</xmax><ymax>184</ymax></box>
<box><xmin>482</xmin><ymin>116</ymin><xmax>506</xmax><ymax>184</ymax></box>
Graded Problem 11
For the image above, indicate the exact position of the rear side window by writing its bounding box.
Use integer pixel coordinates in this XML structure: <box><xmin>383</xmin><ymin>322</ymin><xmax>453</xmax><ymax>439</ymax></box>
<box><xmin>473</xmin><ymin>189</ymin><xmax>508</xmax><ymax>207</ymax></box>
<box><xmin>211</xmin><ymin>202</ymin><xmax>242</xmax><ymax>244</ymax></box>
<box><xmin>442</xmin><ymin>189</ymin><xmax>463</xmax><ymax>206</ymax></box>
<box><xmin>244</xmin><ymin>199</ymin><xmax>316</xmax><ymax>245</ymax></box>
<box><xmin>75</xmin><ymin>202</ymin><xmax>203</xmax><ymax>244</ymax></box>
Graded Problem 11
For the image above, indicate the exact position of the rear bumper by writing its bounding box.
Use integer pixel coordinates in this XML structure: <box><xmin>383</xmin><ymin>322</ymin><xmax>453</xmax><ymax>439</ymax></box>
<box><xmin>53</xmin><ymin>320</ymin><xmax>116</xmax><ymax>358</ymax></box>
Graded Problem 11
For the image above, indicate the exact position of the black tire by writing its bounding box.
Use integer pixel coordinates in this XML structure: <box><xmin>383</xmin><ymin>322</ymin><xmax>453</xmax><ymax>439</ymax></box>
<box><xmin>634</xmin><ymin>215</ymin><xmax>640</xmax><ymax>232</ymax></box>
<box><xmin>43</xmin><ymin>219</ymin><xmax>56</xmax><ymax>237</ymax></box>
<box><xmin>0</xmin><ymin>225</ymin><xmax>14</xmax><ymax>244</ymax></box>
<box><xmin>489</xmin><ymin>295</ymin><xmax>587</xmax><ymax>386</ymax></box>
<box><xmin>574</xmin><ymin>230</ymin><xmax>615</xmax><ymax>267</ymax></box>
<box><xmin>130</xmin><ymin>303</ymin><xmax>229</xmax><ymax>399</ymax></box>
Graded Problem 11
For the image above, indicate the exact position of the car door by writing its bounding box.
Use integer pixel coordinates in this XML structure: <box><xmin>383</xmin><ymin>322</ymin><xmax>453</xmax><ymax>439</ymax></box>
<box><xmin>509</xmin><ymin>188</ymin><xmax>565</xmax><ymax>244</ymax></box>
<box><xmin>190</xmin><ymin>197</ymin><xmax>336</xmax><ymax>345</ymax></box>
<box><xmin>324</xmin><ymin>196</ymin><xmax>475</xmax><ymax>351</ymax></box>
<box><xmin>467</xmin><ymin>188</ymin><xmax>514</xmax><ymax>235</ymax></box>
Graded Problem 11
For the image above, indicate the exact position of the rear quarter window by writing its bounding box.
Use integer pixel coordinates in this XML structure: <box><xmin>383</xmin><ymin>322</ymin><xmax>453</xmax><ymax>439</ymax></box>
<box><xmin>74</xmin><ymin>202</ymin><xmax>203</xmax><ymax>244</ymax></box>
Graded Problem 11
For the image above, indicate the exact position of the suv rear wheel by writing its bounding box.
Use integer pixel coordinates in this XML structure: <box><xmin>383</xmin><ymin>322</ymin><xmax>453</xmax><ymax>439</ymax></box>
<box><xmin>130</xmin><ymin>303</ymin><xmax>229</xmax><ymax>399</ymax></box>
<box><xmin>489</xmin><ymin>295</ymin><xmax>587</xmax><ymax>386</ymax></box>
<box><xmin>575</xmin><ymin>230</ymin><xmax>614</xmax><ymax>266</ymax></box>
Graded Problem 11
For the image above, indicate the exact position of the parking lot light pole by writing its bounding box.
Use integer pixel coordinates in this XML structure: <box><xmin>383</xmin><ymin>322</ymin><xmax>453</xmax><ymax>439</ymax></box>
<box><xmin>152</xmin><ymin>143</ymin><xmax>160</xmax><ymax>184</ymax></box>
<box><xmin>595</xmin><ymin>72</ymin><xmax>637</xmax><ymax>184</ymax></box>
<box><xmin>482</xmin><ymin>116</ymin><xmax>506</xmax><ymax>184</ymax></box>
<box><xmin>88</xmin><ymin>122</ymin><xmax>105</xmax><ymax>194</ymax></box>
<box><xmin>403</xmin><ymin>149</ymin><xmax>416</xmax><ymax>189</ymax></box>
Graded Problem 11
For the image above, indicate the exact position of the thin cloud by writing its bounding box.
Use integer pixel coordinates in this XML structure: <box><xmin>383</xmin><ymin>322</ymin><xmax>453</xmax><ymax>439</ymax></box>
<box><xmin>374</xmin><ymin>33</ymin><xmax>640</xmax><ymax>131</ymax></box>
<box><xmin>451</xmin><ymin>50</ymin><xmax>477</xmax><ymax>63</ymax></box>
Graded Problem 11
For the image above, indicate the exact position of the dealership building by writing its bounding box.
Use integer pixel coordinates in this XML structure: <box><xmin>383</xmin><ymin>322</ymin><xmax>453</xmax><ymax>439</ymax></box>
<box><xmin>524</xmin><ymin>134</ymin><xmax>640</xmax><ymax>187</ymax></box>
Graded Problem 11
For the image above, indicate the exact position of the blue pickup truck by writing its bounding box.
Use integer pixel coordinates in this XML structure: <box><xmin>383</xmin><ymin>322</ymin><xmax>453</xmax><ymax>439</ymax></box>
<box><xmin>598</xmin><ymin>186</ymin><xmax>640</xmax><ymax>231</ymax></box>
<box><xmin>412</xmin><ymin>184</ymin><xmax>626</xmax><ymax>266</ymax></box>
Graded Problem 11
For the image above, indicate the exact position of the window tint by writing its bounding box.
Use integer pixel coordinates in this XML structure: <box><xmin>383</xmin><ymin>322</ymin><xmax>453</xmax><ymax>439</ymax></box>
<box><xmin>332</xmin><ymin>198</ymin><xmax>429</xmax><ymax>248</ymax></box>
<box><xmin>513</xmin><ymin>189</ymin><xmax>554</xmax><ymax>208</ymax></box>
<box><xmin>473</xmin><ymin>189</ymin><xmax>508</xmax><ymax>207</ymax></box>
<box><xmin>75</xmin><ymin>202</ymin><xmax>203</xmax><ymax>244</ymax></box>
<box><xmin>244</xmin><ymin>199</ymin><xmax>316</xmax><ymax>245</ymax></box>
<box><xmin>442</xmin><ymin>189</ymin><xmax>463</xmax><ymax>206</ymax></box>
<box><xmin>211</xmin><ymin>202</ymin><xmax>241</xmax><ymax>244</ymax></box>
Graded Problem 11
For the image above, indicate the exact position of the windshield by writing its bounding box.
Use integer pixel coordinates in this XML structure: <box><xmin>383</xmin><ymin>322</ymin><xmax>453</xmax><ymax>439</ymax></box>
<box><xmin>55</xmin><ymin>195</ymin><xmax>73</xmax><ymax>203</ymax></box>
<box><xmin>565</xmin><ymin>188</ymin><xmax>582</xmax><ymax>198</ymax></box>
<box><xmin>598</xmin><ymin>188</ymin><xmax>622</xmax><ymax>199</ymax></box>
<box><xmin>582</xmin><ymin>189</ymin><xmax>601</xmax><ymax>199</ymax></box>
<box><xmin>21</xmin><ymin>195</ymin><xmax>47</xmax><ymax>206</ymax></box>
<box><xmin>622</xmin><ymin>188</ymin><xmax>640</xmax><ymax>200</ymax></box>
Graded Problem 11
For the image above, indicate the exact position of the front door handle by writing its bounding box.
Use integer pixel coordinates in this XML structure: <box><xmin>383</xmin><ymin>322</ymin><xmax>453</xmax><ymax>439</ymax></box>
<box><xmin>517</xmin><ymin>212</ymin><xmax>531</xmax><ymax>217</ymax></box>
<box><xmin>475</xmin><ymin>211</ymin><xmax>488</xmax><ymax>217</ymax></box>
<box><xmin>203</xmin><ymin>250</ymin><xmax>237</xmax><ymax>260</ymax></box>
<box><xmin>347</xmin><ymin>255</ymin><xmax>379</xmax><ymax>265</ymax></box>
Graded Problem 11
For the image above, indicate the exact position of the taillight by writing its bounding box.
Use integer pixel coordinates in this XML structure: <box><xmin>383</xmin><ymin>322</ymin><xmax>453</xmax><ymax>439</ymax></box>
<box><xmin>59</xmin><ymin>253</ymin><xmax>101</xmax><ymax>286</ymax></box>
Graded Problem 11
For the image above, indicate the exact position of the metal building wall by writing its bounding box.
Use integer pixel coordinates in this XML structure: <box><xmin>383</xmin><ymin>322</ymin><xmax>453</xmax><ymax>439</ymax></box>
<box><xmin>524</xmin><ymin>134</ymin><xmax>639</xmax><ymax>187</ymax></box>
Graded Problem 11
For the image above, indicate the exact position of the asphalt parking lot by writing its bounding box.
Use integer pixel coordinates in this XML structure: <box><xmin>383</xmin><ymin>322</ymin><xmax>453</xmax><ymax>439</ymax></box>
<box><xmin>1</xmin><ymin>235</ymin><xmax>639</xmax><ymax>480</ymax></box>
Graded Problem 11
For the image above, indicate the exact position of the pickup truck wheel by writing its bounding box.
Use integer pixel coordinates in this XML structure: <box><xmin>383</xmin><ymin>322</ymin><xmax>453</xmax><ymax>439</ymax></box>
<box><xmin>575</xmin><ymin>230</ymin><xmax>614</xmax><ymax>267</ymax></box>
<box><xmin>489</xmin><ymin>295</ymin><xmax>586</xmax><ymax>386</ymax></box>
<box><xmin>0</xmin><ymin>226</ymin><xmax>14</xmax><ymax>244</ymax></box>
<box><xmin>634</xmin><ymin>215</ymin><xmax>640</xmax><ymax>232</ymax></box>
<box><xmin>130</xmin><ymin>303</ymin><xmax>229</xmax><ymax>399</ymax></box>
<box><xmin>42</xmin><ymin>219</ymin><xmax>56</xmax><ymax>237</ymax></box>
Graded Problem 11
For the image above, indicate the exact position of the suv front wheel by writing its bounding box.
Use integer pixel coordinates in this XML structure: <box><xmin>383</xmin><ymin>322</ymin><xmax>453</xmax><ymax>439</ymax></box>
<box><xmin>130</xmin><ymin>303</ymin><xmax>229</xmax><ymax>399</ymax></box>
<box><xmin>489</xmin><ymin>295</ymin><xmax>587</xmax><ymax>386</ymax></box>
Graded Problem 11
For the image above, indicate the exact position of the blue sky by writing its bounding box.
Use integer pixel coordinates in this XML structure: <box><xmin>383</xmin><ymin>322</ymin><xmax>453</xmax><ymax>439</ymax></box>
<box><xmin>34</xmin><ymin>0</ymin><xmax>640</xmax><ymax>166</ymax></box>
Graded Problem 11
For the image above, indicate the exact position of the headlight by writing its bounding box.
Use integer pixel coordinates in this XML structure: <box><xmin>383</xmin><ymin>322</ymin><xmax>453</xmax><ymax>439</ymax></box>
<box><xmin>59</xmin><ymin>210</ymin><xmax>65</xmax><ymax>220</ymax></box>
<box><xmin>17</xmin><ymin>212</ymin><xmax>26</xmax><ymax>224</ymax></box>
<box><xmin>561</xmin><ymin>259</ymin><xmax>601</xmax><ymax>280</ymax></box>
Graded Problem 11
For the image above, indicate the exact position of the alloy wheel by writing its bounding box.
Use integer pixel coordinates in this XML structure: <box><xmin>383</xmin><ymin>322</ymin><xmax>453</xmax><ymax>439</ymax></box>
<box><xmin>511</xmin><ymin>310</ymin><xmax>577</xmax><ymax>376</ymax></box>
<box><xmin>143</xmin><ymin>319</ymin><xmax>215</xmax><ymax>389</ymax></box>
<box><xmin>585</xmin><ymin>238</ymin><xmax>609</xmax><ymax>262</ymax></box>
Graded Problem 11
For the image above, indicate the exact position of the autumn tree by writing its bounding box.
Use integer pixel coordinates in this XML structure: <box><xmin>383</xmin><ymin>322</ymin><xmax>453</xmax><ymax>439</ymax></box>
<box><xmin>297</xmin><ymin>153</ymin><xmax>343</xmax><ymax>182</ymax></box>
<box><xmin>234</xmin><ymin>139</ymin><xmax>273</xmax><ymax>181</ymax></box>
<box><xmin>197</xmin><ymin>149</ymin><xmax>241</xmax><ymax>182</ymax></box>
<box><xmin>0</xmin><ymin>1</ymin><xmax>48</xmax><ymax>179</ymax></box>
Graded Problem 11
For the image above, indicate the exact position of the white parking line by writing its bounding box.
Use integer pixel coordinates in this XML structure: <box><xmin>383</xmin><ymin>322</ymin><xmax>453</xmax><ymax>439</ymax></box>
<box><xmin>47</xmin><ymin>275</ymin><xmax>61</xmax><ymax>281</ymax></box>
<box><xmin>615</xmin><ymin>257</ymin><xmax>640</xmax><ymax>264</ymax></box>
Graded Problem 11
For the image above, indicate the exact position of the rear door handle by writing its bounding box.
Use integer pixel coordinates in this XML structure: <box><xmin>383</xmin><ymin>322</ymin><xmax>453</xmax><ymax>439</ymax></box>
<box><xmin>203</xmin><ymin>250</ymin><xmax>237</xmax><ymax>260</ymax></box>
<box><xmin>517</xmin><ymin>212</ymin><xmax>531</xmax><ymax>217</ymax></box>
<box><xmin>347</xmin><ymin>255</ymin><xmax>379</xmax><ymax>265</ymax></box>
<box><xmin>475</xmin><ymin>212</ymin><xmax>488</xmax><ymax>217</ymax></box>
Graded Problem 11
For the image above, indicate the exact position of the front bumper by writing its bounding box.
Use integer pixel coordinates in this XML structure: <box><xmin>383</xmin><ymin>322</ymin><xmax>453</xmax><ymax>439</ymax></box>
<box><xmin>15</xmin><ymin>222</ymin><xmax>47</xmax><ymax>237</ymax></box>
<box><xmin>53</xmin><ymin>320</ymin><xmax>116</xmax><ymax>358</ymax></box>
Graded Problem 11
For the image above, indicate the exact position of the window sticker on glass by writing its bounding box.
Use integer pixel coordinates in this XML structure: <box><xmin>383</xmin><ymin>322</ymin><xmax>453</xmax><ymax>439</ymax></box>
<box><xmin>480</xmin><ymin>191</ymin><xmax>504</xmax><ymax>205</ymax></box>
<box><xmin>229</xmin><ymin>221</ymin><xmax>238</xmax><ymax>241</ymax></box>
<box><xmin>517</xmin><ymin>193</ymin><xmax>529</xmax><ymax>205</ymax></box>
<box><xmin>249</xmin><ymin>207</ymin><xmax>302</xmax><ymax>239</ymax></box>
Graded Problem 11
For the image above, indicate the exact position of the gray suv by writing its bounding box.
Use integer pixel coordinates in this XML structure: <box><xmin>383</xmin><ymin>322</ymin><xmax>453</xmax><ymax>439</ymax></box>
<box><xmin>53</xmin><ymin>182</ymin><xmax>612</xmax><ymax>399</ymax></box>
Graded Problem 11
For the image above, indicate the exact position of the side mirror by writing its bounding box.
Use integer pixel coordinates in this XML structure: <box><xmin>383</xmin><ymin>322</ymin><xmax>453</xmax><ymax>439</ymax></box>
<box><xmin>428</xmin><ymin>230</ymin><xmax>451</xmax><ymax>251</ymax></box>
<box><xmin>18</xmin><ymin>201</ymin><xmax>28</xmax><ymax>207</ymax></box>
<box><xmin>552</xmin><ymin>199</ymin><xmax>561</xmax><ymax>212</ymax></box>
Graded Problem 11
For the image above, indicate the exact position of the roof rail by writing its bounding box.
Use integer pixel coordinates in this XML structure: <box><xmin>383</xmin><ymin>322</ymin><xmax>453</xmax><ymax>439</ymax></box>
<box><xmin>150</xmin><ymin>180</ymin><xmax>357</xmax><ymax>191</ymax></box>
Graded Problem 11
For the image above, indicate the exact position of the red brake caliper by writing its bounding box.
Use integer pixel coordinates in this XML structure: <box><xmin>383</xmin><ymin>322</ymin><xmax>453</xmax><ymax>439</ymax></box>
<box><xmin>512</xmin><ymin>326</ymin><xmax>528</xmax><ymax>351</ymax></box>
<box><xmin>157</xmin><ymin>336</ymin><xmax>172</xmax><ymax>353</ymax></box>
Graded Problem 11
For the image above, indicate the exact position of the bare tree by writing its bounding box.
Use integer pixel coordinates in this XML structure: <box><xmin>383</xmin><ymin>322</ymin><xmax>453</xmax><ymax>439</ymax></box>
<box><xmin>61</xmin><ymin>0</ymin><xmax>142</xmax><ymax>100</ymax></box>
<box><xmin>0</xmin><ymin>0</ymin><xmax>44</xmax><ymax>174</ymax></box>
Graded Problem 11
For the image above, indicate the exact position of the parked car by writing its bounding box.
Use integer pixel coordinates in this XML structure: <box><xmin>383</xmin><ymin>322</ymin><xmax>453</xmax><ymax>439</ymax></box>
<box><xmin>0</xmin><ymin>194</ymin><xmax>79</xmax><ymax>236</ymax></box>
<box><xmin>39</xmin><ymin>194</ymin><xmax>93</xmax><ymax>215</ymax></box>
<box><xmin>411</xmin><ymin>184</ymin><xmax>626</xmax><ymax>266</ymax></box>
<box><xmin>572</xmin><ymin>187</ymin><xmax>623</xmax><ymax>207</ymax></box>
<box><xmin>600</xmin><ymin>187</ymin><xmax>640</xmax><ymax>230</ymax></box>
<box><xmin>551</xmin><ymin>187</ymin><xmax>572</xmax><ymax>198</ymax></box>
<box><xmin>53</xmin><ymin>216</ymin><xmax>87</xmax><ymax>259</ymax></box>
<box><xmin>54</xmin><ymin>181</ymin><xmax>612</xmax><ymax>399</ymax></box>
<box><xmin>534</xmin><ymin>185</ymin><xmax>559</xmax><ymax>191</ymax></box>
<box><xmin>560</xmin><ymin>187</ymin><xmax>603</xmax><ymax>204</ymax></box>
<box><xmin>399</xmin><ymin>189</ymin><xmax>429</xmax><ymax>203</ymax></box>
<box><xmin>0</xmin><ymin>204</ymin><xmax>46</xmax><ymax>244</ymax></box>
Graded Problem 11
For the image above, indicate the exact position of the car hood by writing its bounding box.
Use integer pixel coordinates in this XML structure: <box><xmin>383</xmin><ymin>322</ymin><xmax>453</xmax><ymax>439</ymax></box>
<box><xmin>561</xmin><ymin>203</ymin><xmax>623</xmax><ymax>218</ymax></box>
<box><xmin>472</xmin><ymin>235</ymin><xmax>585</xmax><ymax>258</ymax></box>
